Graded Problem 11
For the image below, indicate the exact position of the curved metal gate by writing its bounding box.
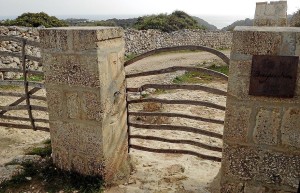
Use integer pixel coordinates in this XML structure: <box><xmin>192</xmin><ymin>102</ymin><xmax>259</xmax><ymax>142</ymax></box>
<box><xmin>125</xmin><ymin>46</ymin><xmax>229</xmax><ymax>162</ymax></box>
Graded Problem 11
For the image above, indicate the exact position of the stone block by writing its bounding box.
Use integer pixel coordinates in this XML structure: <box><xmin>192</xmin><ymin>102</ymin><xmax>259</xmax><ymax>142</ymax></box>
<box><xmin>232</xmin><ymin>30</ymin><xmax>282</xmax><ymax>55</ymax></box>
<box><xmin>66</xmin><ymin>92</ymin><xmax>80</xmax><ymax>119</ymax></box>
<box><xmin>280</xmin><ymin>32</ymin><xmax>296</xmax><ymax>55</ymax></box>
<box><xmin>45</xmin><ymin>88</ymin><xmax>64</xmax><ymax>120</ymax></box>
<box><xmin>281</xmin><ymin>108</ymin><xmax>300</xmax><ymax>148</ymax></box>
<box><xmin>229</xmin><ymin>60</ymin><xmax>252</xmax><ymax>76</ymax></box>
<box><xmin>222</xmin><ymin>144</ymin><xmax>260</xmax><ymax>181</ymax></box>
<box><xmin>258</xmin><ymin>151</ymin><xmax>300</xmax><ymax>189</ymax></box>
<box><xmin>227</xmin><ymin>73</ymin><xmax>250</xmax><ymax>99</ymax></box>
<box><xmin>82</xmin><ymin>91</ymin><xmax>103</xmax><ymax>121</ymax></box>
<box><xmin>244</xmin><ymin>183</ymin><xmax>266</xmax><ymax>193</ymax></box>
<box><xmin>39</xmin><ymin>29</ymin><xmax>69</xmax><ymax>52</ymax></box>
<box><xmin>43</xmin><ymin>53</ymin><xmax>100</xmax><ymax>87</ymax></box>
<box><xmin>253</xmin><ymin>107</ymin><xmax>281</xmax><ymax>145</ymax></box>
<box><xmin>223</xmin><ymin>104</ymin><xmax>252</xmax><ymax>143</ymax></box>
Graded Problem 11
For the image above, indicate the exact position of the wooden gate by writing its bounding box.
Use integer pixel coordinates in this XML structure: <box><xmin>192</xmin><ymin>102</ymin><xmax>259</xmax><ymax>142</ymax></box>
<box><xmin>0</xmin><ymin>35</ymin><xmax>49</xmax><ymax>132</ymax></box>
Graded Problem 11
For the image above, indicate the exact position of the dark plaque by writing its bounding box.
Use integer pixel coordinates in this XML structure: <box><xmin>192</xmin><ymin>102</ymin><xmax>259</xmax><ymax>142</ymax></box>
<box><xmin>249</xmin><ymin>55</ymin><xmax>299</xmax><ymax>98</ymax></box>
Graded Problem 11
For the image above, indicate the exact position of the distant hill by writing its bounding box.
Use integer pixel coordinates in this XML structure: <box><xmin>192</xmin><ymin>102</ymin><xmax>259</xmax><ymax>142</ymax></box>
<box><xmin>221</xmin><ymin>18</ymin><xmax>253</xmax><ymax>31</ymax></box>
<box><xmin>192</xmin><ymin>16</ymin><xmax>218</xmax><ymax>31</ymax></box>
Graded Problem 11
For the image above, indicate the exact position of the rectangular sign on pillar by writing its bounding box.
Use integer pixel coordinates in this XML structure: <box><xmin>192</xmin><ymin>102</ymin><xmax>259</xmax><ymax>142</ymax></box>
<box><xmin>249</xmin><ymin>55</ymin><xmax>299</xmax><ymax>98</ymax></box>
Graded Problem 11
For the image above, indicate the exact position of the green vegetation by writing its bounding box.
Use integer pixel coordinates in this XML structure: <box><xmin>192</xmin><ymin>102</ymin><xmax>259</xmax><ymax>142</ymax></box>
<box><xmin>173</xmin><ymin>71</ymin><xmax>213</xmax><ymax>84</ymax></box>
<box><xmin>221</xmin><ymin>18</ymin><xmax>253</xmax><ymax>31</ymax></box>
<box><xmin>19</xmin><ymin>75</ymin><xmax>44</xmax><ymax>82</ymax></box>
<box><xmin>207</xmin><ymin>64</ymin><xmax>229</xmax><ymax>75</ymax></box>
<box><xmin>173</xmin><ymin>64</ymin><xmax>229</xmax><ymax>84</ymax></box>
<box><xmin>0</xmin><ymin>140</ymin><xmax>104</xmax><ymax>193</ymax></box>
<box><xmin>1</xmin><ymin>12</ymin><xmax>68</xmax><ymax>27</ymax></box>
<box><xmin>0</xmin><ymin>85</ymin><xmax>20</xmax><ymax>90</ymax></box>
<box><xmin>125</xmin><ymin>53</ymin><xmax>137</xmax><ymax>61</ymax></box>
<box><xmin>134</xmin><ymin>10</ymin><xmax>206</xmax><ymax>32</ymax></box>
<box><xmin>290</xmin><ymin>9</ymin><xmax>300</xmax><ymax>27</ymax></box>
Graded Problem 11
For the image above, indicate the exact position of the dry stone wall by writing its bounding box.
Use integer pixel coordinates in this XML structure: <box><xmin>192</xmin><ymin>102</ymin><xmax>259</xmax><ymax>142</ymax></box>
<box><xmin>125</xmin><ymin>28</ymin><xmax>232</xmax><ymax>55</ymax></box>
<box><xmin>0</xmin><ymin>27</ymin><xmax>232</xmax><ymax>78</ymax></box>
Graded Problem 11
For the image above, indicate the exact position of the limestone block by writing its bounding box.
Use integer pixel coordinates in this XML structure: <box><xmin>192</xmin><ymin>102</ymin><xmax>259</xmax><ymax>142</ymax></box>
<box><xmin>253</xmin><ymin>107</ymin><xmax>281</xmax><ymax>145</ymax></box>
<box><xmin>223</xmin><ymin>104</ymin><xmax>252</xmax><ymax>143</ymax></box>
<box><xmin>43</xmin><ymin>53</ymin><xmax>100</xmax><ymax>87</ymax></box>
<box><xmin>227</xmin><ymin>73</ymin><xmax>250</xmax><ymax>99</ymax></box>
<box><xmin>46</xmin><ymin>88</ymin><xmax>64</xmax><ymax>120</ymax></box>
<box><xmin>229</xmin><ymin>60</ymin><xmax>252</xmax><ymax>76</ymax></box>
<box><xmin>281</xmin><ymin>108</ymin><xmax>300</xmax><ymax>148</ymax></box>
<box><xmin>222</xmin><ymin>144</ymin><xmax>260</xmax><ymax>181</ymax></box>
<box><xmin>296</xmin><ymin>33</ymin><xmax>300</xmax><ymax>56</ymax></box>
<box><xmin>232</xmin><ymin>30</ymin><xmax>282</xmax><ymax>55</ymax></box>
<box><xmin>280</xmin><ymin>32</ymin><xmax>296</xmax><ymax>55</ymax></box>
<box><xmin>66</xmin><ymin>92</ymin><xmax>80</xmax><ymax>119</ymax></box>
<box><xmin>82</xmin><ymin>91</ymin><xmax>103</xmax><ymax>121</ymax></box>
<box><xmin>244</xmin><ymin>183</ymin><xmax>266</xmax><ymax>193</ymax></box>
<box><xmin>258</xmin><ymin>151</ymin><xmax>300</xmax><ymax>189</ymax></box>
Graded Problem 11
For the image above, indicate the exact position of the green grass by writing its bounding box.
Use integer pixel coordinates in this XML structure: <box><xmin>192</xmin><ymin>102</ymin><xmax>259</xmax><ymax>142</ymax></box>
<box><xmin>0</xmin><ymin>85</ymin><xmax>21</xmax><ymax>90</ymax></box>
<box><xmin>153</xmin><ymin>89</ymin><xmax>166</xmax><ymax>95</ymax></box>
<box><xmin>173</xmin><ymin>71</ymin><xmax>213</xmax><ymax>84</ymax></box>
<box><xmin>18</xmin><ymin>75</ymin><xmax>44</xmax><ymax>82</ymax></box>
<box><xmin>0</xmin><ymin>140</ymin><xmax>104</xmax><ymax>193</ymax></box>
<box><xmin>125</xmin><ymin>53</ymin><xmax>137</xmax><ymax>61</ymax></box>
<box><xmin>207</xmin><ymin>64</ymin><xmax>229</xmax><ymax>75</ymax></box>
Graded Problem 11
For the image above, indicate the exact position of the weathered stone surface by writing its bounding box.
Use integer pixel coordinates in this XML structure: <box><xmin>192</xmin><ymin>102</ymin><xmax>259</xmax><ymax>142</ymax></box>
<box><xmin>253</xmin><ymin>108</ymin><xmax>280</xmax><ymax>145</ymax></box>
<box><xmin>281</xmin><ymin>108</ymin><xmax>300</xmax><ymax>148</ymax></box>
<box><xmin>41</xmin><ymin>27</ymin><xmax>129</xmax><ymax>185</ymax></box>
<box><xmin>0</xmin><ymin>165</ymin><xmax>24</xmax><ymax>184</ymax></box>
<box><xmin>223</xmin><ymin>104</ymin><xmax>252</xmax><ymax>143</ymax></box>
<box><xmin>254</xmin><ymin>1</ymin><xmax>287</xmax><ymax>27</ymax></box>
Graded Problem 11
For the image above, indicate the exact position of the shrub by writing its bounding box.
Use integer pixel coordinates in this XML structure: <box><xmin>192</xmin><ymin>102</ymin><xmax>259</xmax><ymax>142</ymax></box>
<box><xmin>134</xmin><ymin>10</ymin><xmax>205</xmax><ymax>32</ymax></box>
<box><xmin>1</xmin><ymin>12</ymin><xmax>68</xmax><ymax>27</ymax></box>
<box><xmin>290</xmin><ymin>9</ymin><xmax>300</xmax><ymax>27</ymax></box>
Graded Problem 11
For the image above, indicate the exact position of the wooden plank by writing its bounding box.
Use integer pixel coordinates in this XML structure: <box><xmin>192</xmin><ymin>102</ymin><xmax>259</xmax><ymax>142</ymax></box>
<box><xmin>128</xmin><ymin>98</ymin><xmax>226</xmax><ymax>111</ymax></box>
<box><xmin>0</xmin><ymin>115</ymin><xmax>49</xmax><ymax>123</ymax></box>
<box><xmin>130</xmin><ymin>135</ymin><xmax>223</xmax><ymax>152</ymax></box>
<box><xmin>128</xmin><ymin>112</ymin><xmax>224</xmax><ymax>125</ymax></box>
<box><xmin>0</xmin><ymin>122</ymin><xmax>49</xmax><ymax>132</ymax></box>
<box><xmin>130</xmin><ymin>144</ymin><xmax>222</xmax><ymax>162</ymax></box>
<box><xmin>129</xmin><ymin>122</ymin><xmax>223</xmax><ymax>139</ymax></box>
<box><xmin>126</xmin><ymin>66</ymin><xmax>228</xmax><ymax>80</ymax></box>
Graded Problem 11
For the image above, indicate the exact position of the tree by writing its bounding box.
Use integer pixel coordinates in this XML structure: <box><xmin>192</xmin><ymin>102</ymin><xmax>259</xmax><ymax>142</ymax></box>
<box><xmin>1</xmin><ymin>12</ymin><xmax>68</xmax><ymax>27</ymax></box>
<box><xmin>134</xmin><ymin>10</ymin><xmax>205</xmax><ymax>32</ymax></box>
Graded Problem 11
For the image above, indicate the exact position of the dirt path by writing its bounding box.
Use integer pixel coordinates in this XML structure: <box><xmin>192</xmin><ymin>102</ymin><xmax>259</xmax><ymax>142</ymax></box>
<box><xmin>113</xmin><ymin>50</ymin><xmax>229</xmax><ymax>193</ymax></box>
<box><xmin>0</xmin><ymin>50</ymin><xmax>229</xmax><ymax>193</ymax></box>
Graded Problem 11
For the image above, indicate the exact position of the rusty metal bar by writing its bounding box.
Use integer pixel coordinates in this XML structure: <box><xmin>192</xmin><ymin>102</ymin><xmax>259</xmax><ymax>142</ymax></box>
<box><xmin>21</xmin><ymin>39</ymin><xmax>37</xmax><ymax>131</ymax></box>
<box><xmin>0</xmin><ymin>122</ymin><xmax>49</xmax><ymax>132</ymax></box>
<box><xmin>127</xmin><ymin>84</ymin><xmax>227</xmax><ymax>96</ymax></box>
<box><xmin>130</xmin><ymin>135</ymin><xmax>222</xmax><ymax>152</ymax></box>
<box><xmin>128</xmin><ymin>98</ymin><xmax>226</xmax><ymax>111</ymax></box>
<box><xmin>130</xmin><ymin>144</ymin><xmax>222</xmax><ymax>162</ymax></box>
<box><xmin>29</xmin><ymin>95</ymin><xmax>47</xmax><ymax>101</ymax></box>
<box><xmin>0</xmin><ymin>51</ymin><xmax>22</xmax><ymax>58</ymax></box>
<box><xmin>0</xmin><ymin>80</ymin><xmax>44</xmax><ymax>88</ymax></box>
<box><xmin>124</xmin><ymin>45</ymin><xmax>230</xmax><ymax>66</ymax></box>
<box><xmin>128</xmin><ymin>112</ymin><xmax>224</xmax><ymax>125</ymax></box>
<box><xmin>126</xmin><ymin>66</ymin><xmax>228</xmax><ymax>80</ymax></box>
<box><xmin>0</xmin><ymin>68</ymin><xmax>44</xmax><ymax>76</ymax></box>
<box><xmin>0</xmin><ymin>87</ymin><xmax>40</xmax><ymax>115</ymax></box>
<box><xmin>128</xmin><ymin>122</ymin><xmax>223</xmax><ymax>139</ymax></box>
<box><xmin>0</xmin><ymin>115</ymin><xmax>49</xmax><ymax>123</ymax></box>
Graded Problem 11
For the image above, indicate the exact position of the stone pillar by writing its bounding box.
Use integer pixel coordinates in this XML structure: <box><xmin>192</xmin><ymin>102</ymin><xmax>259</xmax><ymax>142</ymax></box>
<box><xmin>221</xmin><ymin>26</ymin><xmax>300</xmax><ymax>192</ymax></box>
<box><xmin>254</xmin><ymin>1</ymin><xmax>287</xmax><ymax>26</ymax></box>
<box><xmin>39</xmin><ymin>27</ymin><xmax>129</xmax><ymax>185</ymax></box>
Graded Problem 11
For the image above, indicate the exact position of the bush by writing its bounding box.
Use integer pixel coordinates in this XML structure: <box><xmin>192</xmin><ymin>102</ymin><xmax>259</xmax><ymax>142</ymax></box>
<box><xmin>290</xmin><ymin>9</ymin><xmax>300</xmax><ymax>27</ymax></box>
<box><xmin>1</xmin><ymin>12</ymin><xmax>68</xmax><ymax>27</ymax></box>
<box><xmin>134</xmin><ymin>10</ymin><xmax>205</xmax><ymax>32</ymax></box>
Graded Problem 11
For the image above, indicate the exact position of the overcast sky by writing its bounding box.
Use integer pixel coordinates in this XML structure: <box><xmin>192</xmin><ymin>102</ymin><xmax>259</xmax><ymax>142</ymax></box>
<box><xmin>0</xmin><ymin>0</ymin><xmax>298</xmax><ymax>18</ymax></box>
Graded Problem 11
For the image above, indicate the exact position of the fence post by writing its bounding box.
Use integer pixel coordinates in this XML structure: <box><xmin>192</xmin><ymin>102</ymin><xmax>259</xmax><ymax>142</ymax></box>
<box><xmin>39</xmin><ymin>27</ymin><xmax>130</xmax><ymax>185</ymax></box>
